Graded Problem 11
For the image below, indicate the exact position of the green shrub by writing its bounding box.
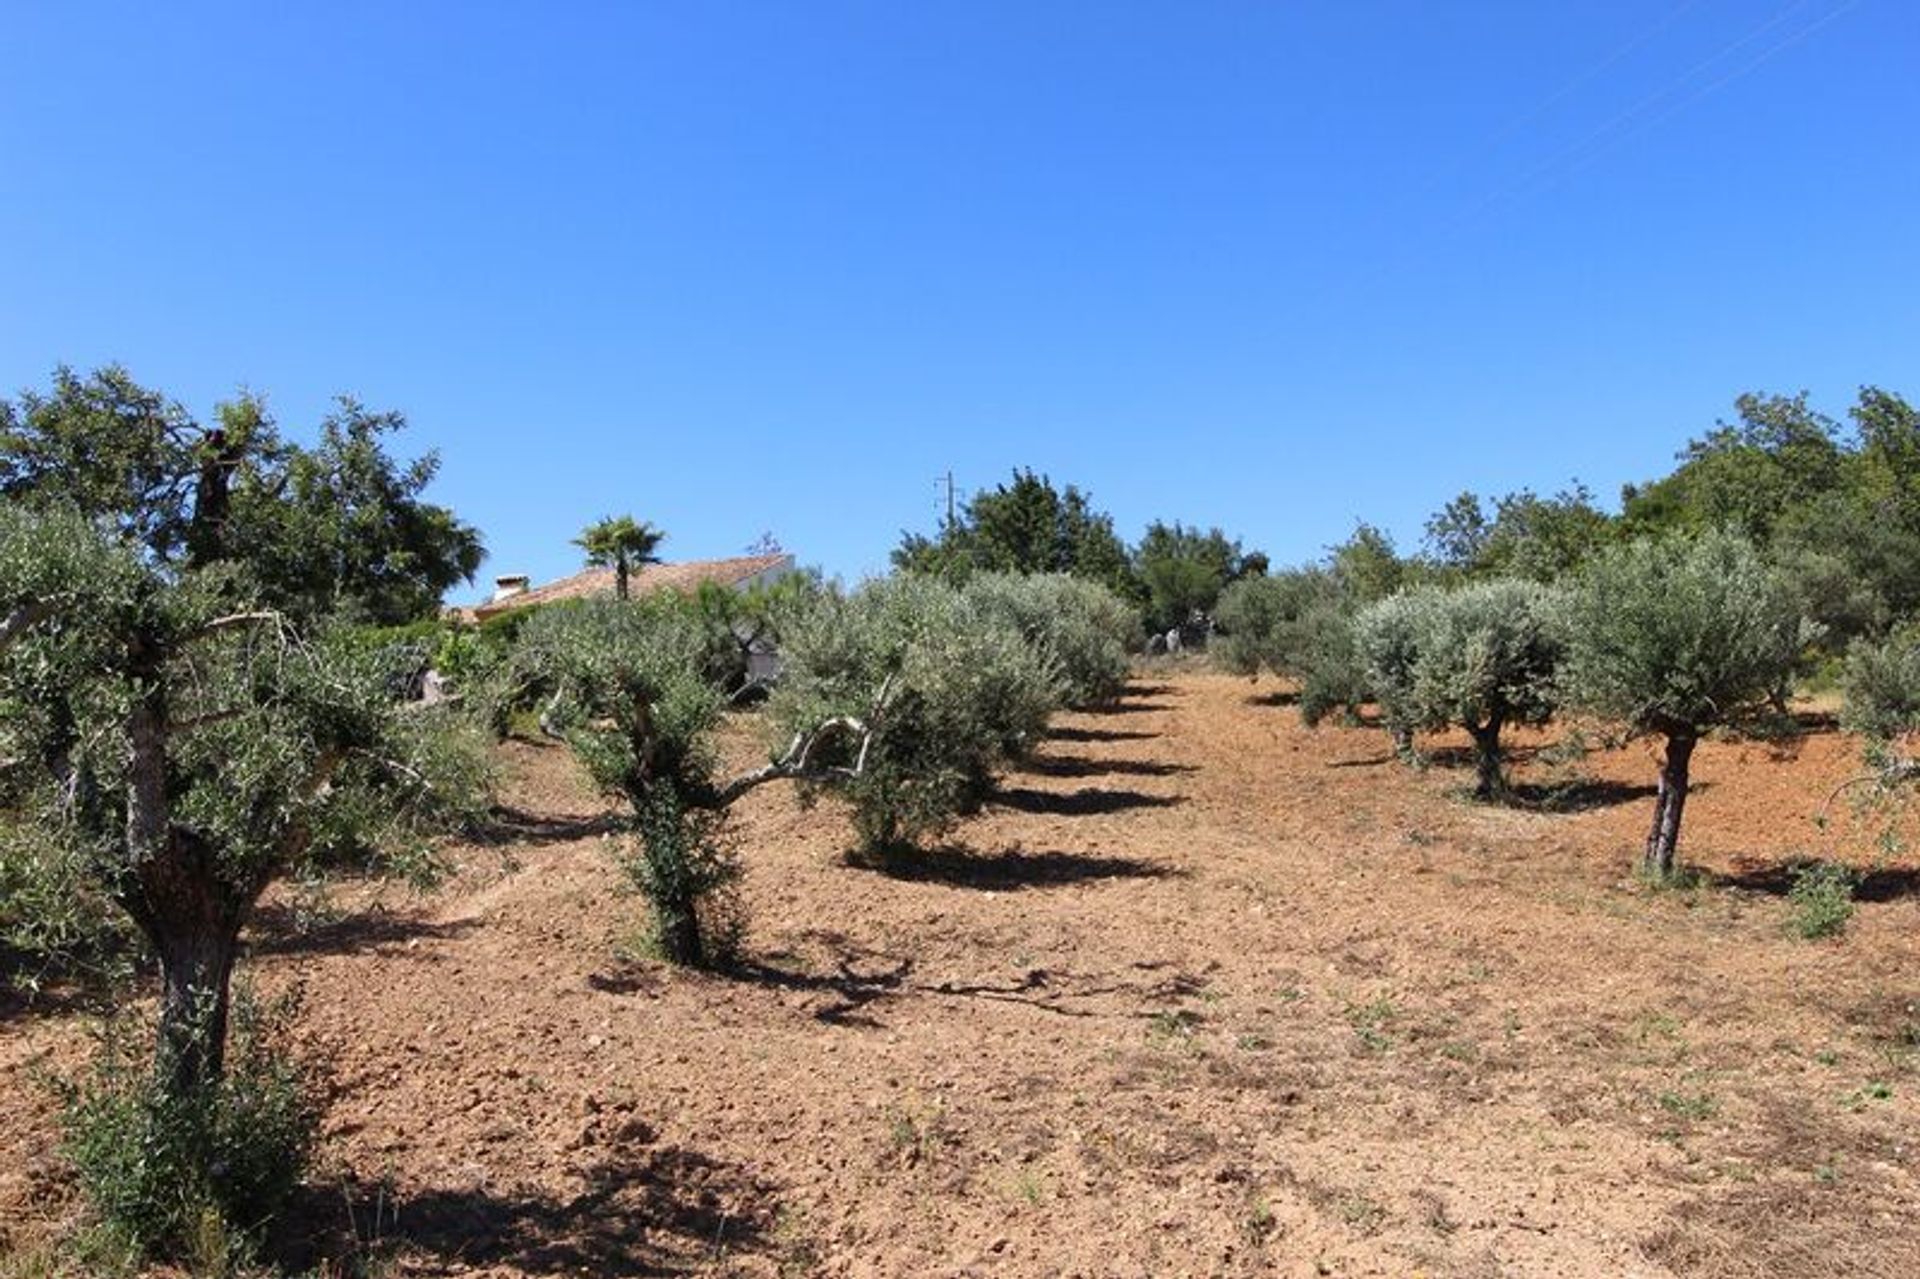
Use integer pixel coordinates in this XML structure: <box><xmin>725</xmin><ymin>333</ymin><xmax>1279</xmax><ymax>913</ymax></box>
<box><xmin>1841</xmin><ymin>625</ymin><xmax>1920</xmax><ymax>750</ymax></box>
<box><xmin>56</xmin><ymin>986</ymin><xmax>317</xmax><ymax>1266</ymax></box>
<box><xmin>517</xmin><ymin>597</ymin><xmax>739</xmax><ymax>965</ymax></box>
<box><xmin>774</xmin><ymin>576</ymin><xmax>1061</xmax><ymax>852</ymax></box>
<box><xmin>1787</xmin><ymin>862</ymin><xmax>1857</xmax><ymax>940</ymax></box>
<box><xmin>1215</xmin><ymin>570</ymin><xmax>1366</xmax><ymax>724</ymax></box>
<box><xmin>962</xmin><ymin>572</ymin><xmax>1138</xmax><ymax>707</ymax></box>
<box><xmin>0</xmin><ymin>818</ymin><xmax>130</xmax><ymax>995</ymax></box>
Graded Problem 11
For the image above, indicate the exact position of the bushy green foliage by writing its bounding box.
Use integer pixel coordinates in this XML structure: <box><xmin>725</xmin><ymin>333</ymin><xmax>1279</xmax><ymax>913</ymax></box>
<box><xmin>1840</xmin><ymin>625</ymin><xmax>1920</xmax><ymax>748</ymax></box>
<box><xmin>893</xmin><ymin>468</ymin><xmax>1137</xmax><ymax>601</ymax></box>
<box><xmin>56</xmin><ymin>988</ymin><xmax>316</xmax><ymax>1265</ymax></box>
<box><xmin>1414</xmin><ymin>580</ymin><xmax>1562</xmax><ymax>796</ymax></box>
<box><xmin>1</xmin><ymin>368</ymin><xmax>485</xmax><ymax>625</ymax></box>
<box><xmin>516</xmin><ymin>597</ymin><xmax>740</xmax><ymax>964</ymax></box>
<box><xmin>774</xmin><ymin>576</ymin><xmax>1060</xmax><ymax>852</ymax></box>
<box><xmin>1786</xmin><ymin>862</ymin><xmax>1857</xmax><ymax>940</ymax></box>
<box><xmin>1214</xmin><ymin>570</ymin><xmax>1366</xmax><ymax>724</ymax></box>
<box><xmin>1555</xmin><ymin>532</ymin><xmax>1807</xmax><ymax>738</ymax></box>
<box><xmin>1352</xmin><ymin>590</ymin><xmax>1427</xmax><ymax>754</ymax></box>
<box><xmin>961</xmin><ymin>572</ymin><xmax>1138</xmax><ymax>707</ymax></box>
<box><xmin>1131</xmin><ymin>521</ymin><xmax>1260</xmax><ymax>635</ymax></box>
<box><xmin>1555</xmin><ymin>530</ymin><xmax>1807</xmax><ymax>874</ymax></box>
<box><xmin>0</xmin><ymin>818</ymin><xmax>130</xmax><ymax>995</ymax></box>
<box><xmin>574</xmin><ymin>515</ymin><xmax>666</xmax><ymax>600</ymax></box>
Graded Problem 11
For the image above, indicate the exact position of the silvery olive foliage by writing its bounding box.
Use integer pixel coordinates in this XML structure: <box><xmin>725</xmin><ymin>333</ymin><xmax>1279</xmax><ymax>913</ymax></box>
<box><xmin>773</xmin><ymin>575</ymin><xmax>1062</xmax><ymax>853</ymax></box>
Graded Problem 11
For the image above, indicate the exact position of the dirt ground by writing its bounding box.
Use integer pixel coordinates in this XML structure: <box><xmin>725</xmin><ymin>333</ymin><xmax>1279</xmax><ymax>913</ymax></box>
<box><xmin>4</xmin><ymin>668</ymin><xmax>1919</xmax><ymax>1277</ymax></box>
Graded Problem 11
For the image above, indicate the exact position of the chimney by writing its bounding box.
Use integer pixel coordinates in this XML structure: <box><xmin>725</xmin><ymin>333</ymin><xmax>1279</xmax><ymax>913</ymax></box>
<box><xmin>492</xmin><ymin>574</ymin><xmax>531</xmax><ymax>603</ymax></box>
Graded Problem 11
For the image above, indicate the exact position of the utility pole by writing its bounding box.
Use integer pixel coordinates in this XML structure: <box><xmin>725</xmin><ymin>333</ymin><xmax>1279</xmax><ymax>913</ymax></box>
<box><xmin>938</xmin><ymin>470</ymin><xmax>957</xmax><ymax>531</ymax></box>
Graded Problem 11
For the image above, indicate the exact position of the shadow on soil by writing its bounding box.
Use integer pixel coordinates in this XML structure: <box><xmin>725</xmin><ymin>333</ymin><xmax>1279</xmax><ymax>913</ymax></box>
<box><xmin>1710</xmin><ymin>862</ymin><xmax>1920</xmax><ymax>903</ymax></box>
<box><xmin>475</xmin><ymin>804</ymin><xmax>621</xmax><ymax>847</ymax></box>
<box><xmin>1246</xmin><ymin>688</ymin><xmax>1300</xmax><ymax>708</ymax></box>
<box><xmin>1020</xmin><ymin>754</ymin><xmax>1196</xmax><ymax>779</ymax></box>
<box><xmin>246</xmin><ymin>905</ymin><xmax>480</xmax><ymax>957</ymax></box>
<box><xmin>1046</xmin><ymin>725</ymin><xmax>1159</xmax><ymax>744</ymax></box>
<box><xmin>852</xmin><ymin>843</ymin><xmax>1183</xmax><ymax>890</ymax></box>
<box><xmin>728</xmin><ymin>948</ymin><xmax>913</xmax><ymax>1027</ymax></box>
<box><xmin>1510</xmin><ymin>779</ymin><xmax>1664</xmax><ymax>813</ymax></box>
<box><xmin>282</xmin><ymin>1141</ymin><xmax>776</xmax><ymax>1277</ymax></box>
<box><xmin>993</xmin><ymin>786</ymin><xmax>1186</xmax><ymax>817</ymax></box>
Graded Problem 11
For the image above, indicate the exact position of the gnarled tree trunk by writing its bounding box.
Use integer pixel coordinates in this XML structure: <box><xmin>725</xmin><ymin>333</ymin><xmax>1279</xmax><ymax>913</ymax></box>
<box><xmin>1468</xmin><ymin>716</ymin><xmax>1507</xmax><ymax>801</ymax></box>
<box><xmin>1643</xmin><ymin>729</ymin><xmax>1698</xmax><ymax>880</ymax></box>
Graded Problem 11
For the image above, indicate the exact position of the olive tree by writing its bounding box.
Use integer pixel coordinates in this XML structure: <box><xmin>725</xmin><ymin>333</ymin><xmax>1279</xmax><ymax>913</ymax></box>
<box><xmin>1390</xmin><ymin>580</ymin><xmax>1562</xmax><ymax>799</ymax></box>
<box><xmin>1352</xmin><ymin>589</ymin><xmax>1427</xmax><ymax>760</ymax></box>
<box><xmin>1556</xmin><ymin>531</ymin><xmax>1807</xmax><ymax>878</ymax></box>
<box><xmin>1214</xmin><ymin>570</ymin><xmax>1367</xmax><ymax>725</ymax></box>
<box><xmin>0</xmin><ymin>502</ymin><xmax>482</xmax><ymax>1252</ymax></box>
<box><xmin>773</xmin><ymin>576</ymin><xmax>1061</xmax><ymax>852</ymax></box>
<box><xmin>962</xmin><ymin>572</ymin><xmax>1138</xmax><ymax>707</ymax></box>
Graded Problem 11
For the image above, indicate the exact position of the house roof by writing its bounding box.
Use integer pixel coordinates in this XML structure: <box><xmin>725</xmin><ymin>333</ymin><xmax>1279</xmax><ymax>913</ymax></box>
<box><xmin>471</xmin><ymin>553</ymin><xmax>793</xmax><ymax>621</ymax></box>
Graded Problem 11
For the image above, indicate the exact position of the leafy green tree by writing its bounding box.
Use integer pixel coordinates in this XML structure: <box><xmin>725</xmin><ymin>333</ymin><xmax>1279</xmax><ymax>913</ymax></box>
<box><xmin>1214</xmin><ymin>569</ymin><xmax>1367</xmax><ymax>725</ymax></box>
<box><xmin>1132</xmin><ymin>521</ymin><xmax>1259</xmax><ymax>636</ymax></box>
<box><xmin>1</xmin><ymin>366</ymin><xmax>485</xmax><ymax>624</ymax></box>
<box><xmin>1622</xmin><ymin>392</ymin><xmax>1844</xmax><ymax>541</ymax></box>
<box><xmin>1555</xmin><ymin>532</ymin><xmax>1807</xmax><ymax>878</ymax></box>
<box><xmin>575</xmin><ymin>514</ymin><xmax>667</xmax><ymax>601</ymax></box>
<box><xmin>1422</xmin><ymin>486</ymin><xmax>1613</xmax><ymax>582</ymax></box>
<box><xmin>1393</xmin><ymin>580</ymin><xmax>1562</xmax><ymax>799</ymax></box>
<box><xmin>1352</xmin><ymin>590</ymin><xmax>1428</xmax><ymax>760</ymax></box>
<box><xmin>893</xmin><ymin>469</ymin><xmax>1138</xmax><ymax>601</ymax></box>
<box><xmin>963</xmin><ymin>572</ymin><xmax>1139</xmax><ymax>707</ymax></box>
<box><xmin>774</xmin><ymin>576</ymin><xmax>1061</xmax><ymax>852</ymax></box>
<box><xmin>1328</xmin><ymin>523</ymin><xmax>1407</xmax><ymax>606</ymax></box>
<box><xmin>0</xmin><ymin>499</ymin><xmax>482</xmax><ymax>1255</ymax></box>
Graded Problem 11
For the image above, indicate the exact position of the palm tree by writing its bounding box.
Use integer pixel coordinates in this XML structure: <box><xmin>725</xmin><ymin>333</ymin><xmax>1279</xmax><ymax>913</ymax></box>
<box><xmin>575</xmin><ymin>515</ymin><xmax>667</xmax><ymax>600</ymax></box>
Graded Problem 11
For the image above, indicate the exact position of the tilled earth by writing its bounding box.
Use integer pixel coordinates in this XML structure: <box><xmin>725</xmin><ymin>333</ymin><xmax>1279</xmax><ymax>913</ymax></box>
<box><xmin>4</xmin><ymin>670</ymin><xmax>1919</xmax><ymax>1277</ymax></box>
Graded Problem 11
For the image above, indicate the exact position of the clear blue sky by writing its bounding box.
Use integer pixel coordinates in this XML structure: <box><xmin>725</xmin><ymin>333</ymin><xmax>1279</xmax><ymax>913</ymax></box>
<box><xmin>3</xmin><ymin>1</ymin><xmax>1914</xmax><ymax>599</ymax></box>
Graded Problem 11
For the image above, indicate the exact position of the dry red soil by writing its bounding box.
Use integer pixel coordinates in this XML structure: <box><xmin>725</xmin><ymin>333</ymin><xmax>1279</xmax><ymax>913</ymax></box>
<box><xmin>5</xmin><ymin>669</ymin><xmax>1920</xmax><ymax>1277</ymax></box>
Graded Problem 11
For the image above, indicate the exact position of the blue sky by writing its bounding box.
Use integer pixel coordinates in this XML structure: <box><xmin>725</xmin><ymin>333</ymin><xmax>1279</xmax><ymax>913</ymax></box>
<box><xmin>3</xmin><ymin>1</ymin><xmax>1914</xmax><ymax>599</ymax></box>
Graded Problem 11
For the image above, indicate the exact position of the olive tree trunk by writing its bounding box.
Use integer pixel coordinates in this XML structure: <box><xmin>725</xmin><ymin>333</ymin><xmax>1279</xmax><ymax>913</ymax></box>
<box><xmin>1468</xmin><ymin>717</ymin><xmax>1507</xmax><ymax>801</ymax></box>
<box><xmin>123</xmin><ymin>633</ymin><xmax>253</xmax><ymax>1097</ymax></box>
<box><xmin>1643</xmin><ymin>730</ymin><xmax>1698</xmax><ymax>880</ymax></box>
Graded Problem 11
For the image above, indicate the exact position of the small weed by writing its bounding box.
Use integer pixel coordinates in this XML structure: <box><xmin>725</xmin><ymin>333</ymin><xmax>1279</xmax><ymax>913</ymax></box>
<box><xmin>1345</xmin><ymin>997</ymin><xmax>1399</xmax><ymax>1055</ymax></box>
<box><xmin>1007</xmin><ymin>1166</ymin><xmax>1048</xmax><ymax>1206</ymax></box>
<box><xmin>1146</xmin><ymin>1009</ymin><xmax>1202</xmax><ymax>1049</ymax></box>
<box><xmin>772</xmin><ymin>1205</ymin><xmax>821</xmax><ymax>1278</ymax></box>
<box><xmin>883</xmin><ymin>1099</ymin><xmax>952</xmax><ymax>1167</ymax></box>
<box><xmin>1655</xmin><ymin>1087</ymin><xmax>1718</xmax><ymax>1121</ymax></box>
<box><xmin>1236</xmin><ymin>1033</ymin><xmax>1273</xmax><ymax>1052</ymax></box>
<box><xmin>1840</xmin><ymin>1080</ymin><xmax>1894</xmax><ymax>1111</ymax></box>
<box><xmin>1787</xmin><ymin>862</ymin><xmax>1857</xmax><ymax>940</ymax></box>
<box><xmin>1815</xmin><ymin>1048</ymin><xmax>1841</xmax><ymax>1067</ymax></box>
<box><xmin>1814</xmin><ymin>1162</ymin><xmax>1839</xmax><ymax>1185</ymax></box>
<box><xmin>1336</xmin><ymin>1193</ymin><xmax>1387</xmax><ymax>1235</ymax></box>
<box><xmin>1244</xmin><ymin>1195</ymin><xmax>1277</xmax><ymax>1244</ymax></box>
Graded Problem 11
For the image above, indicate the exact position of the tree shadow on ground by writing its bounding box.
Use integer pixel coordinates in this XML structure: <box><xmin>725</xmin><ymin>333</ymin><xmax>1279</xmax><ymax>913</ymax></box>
<box><xmin>992</xmin><ymin>786</ymin><xmax>1187</xmax><ymax>816</ymax></box>
<box><xmin>1246</xmin><ymin>688</ymin><xmax>1300</xmax><ymax>708</ymax></box>
<box><xmin>1079</xmin><ymin>700</ymin><xmax>1175</xmax><ymax>716</ymax></box>
<box><xmin>280</xmin><ymin>1140</ymin><xmax>776</xmax><ymax>1277</ymax></box>
<box><xmin>1327</xmin><ymin>753</ymin><xmax>1398</xmax><ymax>769</ymax></box>
<box><xmin>473</xmin><ymin>804</ymin><xmax>620</xmax><ymax>848</ymax></box>
<box><xmin>246</xmin><ymin>905</ymin><xmax>480</xmax><ymax>957</ymax></box>
<box><xmin>1509</xmin><ymin>779</ymin><xmax>1664</xmax><ymax>813</ymax></box>
<box><xmin>1710</xmin><ymin>862</ymin><xmax>1920</xmax><ymax>903</ymax></box>
<box><xmin>726</xmin><ymin>946</ymin><xmax>913</xmax><ymax>1027</ymax></box>
<box><xmin>851</xmin><ymin>843</ymin><xmax>1183</xmax><ymax>890</ymax></box>
<box><xmin>1020</xmin><ymin>754</ymin><xmax>1196</xmax><ymax>780</ymax></box>
<box><xmin>1046</xmin><ymin>725</ymin><xmax>1158</xmax><ymax>744</ymax></box>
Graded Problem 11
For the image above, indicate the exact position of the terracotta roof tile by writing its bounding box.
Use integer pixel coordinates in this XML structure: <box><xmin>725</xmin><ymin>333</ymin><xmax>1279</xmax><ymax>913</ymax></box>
<box><xmin>473</xmin><ymin>553</ymin><xmax>793</xmax><ymax>620</ymax></box>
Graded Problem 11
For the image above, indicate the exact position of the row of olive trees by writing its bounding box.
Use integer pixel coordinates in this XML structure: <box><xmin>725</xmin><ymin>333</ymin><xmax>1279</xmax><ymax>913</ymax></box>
<box><xmin>512</xmin><ymin>570</ymin><xmax>1137</xmax><ymax>965</ymax></box>
<box><xmin>1222</xmin><ymin>531</ymin><xmax>1814</xmax><ymax>879</ymax></box>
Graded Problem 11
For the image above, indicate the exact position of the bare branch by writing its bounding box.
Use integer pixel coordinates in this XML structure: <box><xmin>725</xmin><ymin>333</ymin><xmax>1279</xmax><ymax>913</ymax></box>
<box><xmin>186</xmin><ymin>611</ymin><xmax>284</xmax><ymax>642</ymax></box>
<box><xmin>711</xmin><ymin>678</ymin><xmax>894</xmax><ymax>808</ymax></box>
